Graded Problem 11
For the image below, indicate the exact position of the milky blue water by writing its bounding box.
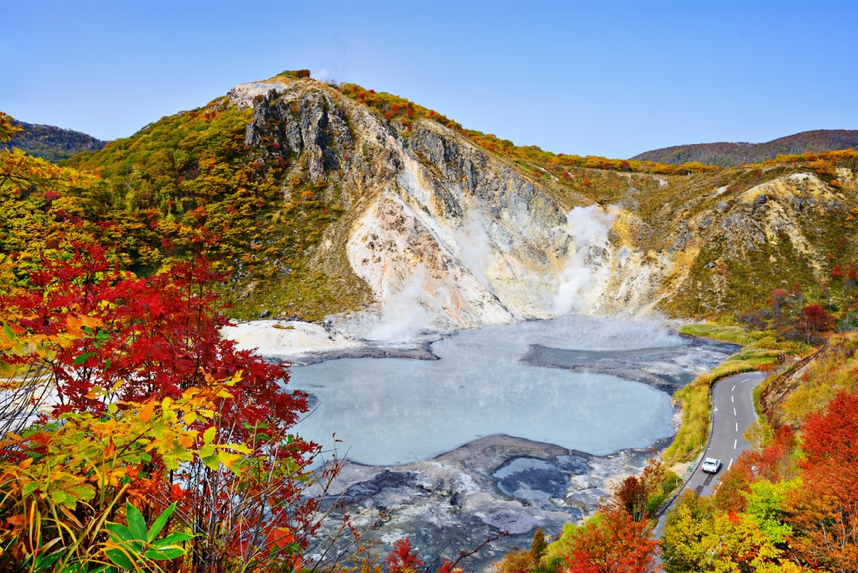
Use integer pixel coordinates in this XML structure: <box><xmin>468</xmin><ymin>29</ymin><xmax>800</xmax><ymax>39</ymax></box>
<box><xmin>287</xmin><ymin>315</ymin><xmax>718</xmax><ymax>466</ymax></box>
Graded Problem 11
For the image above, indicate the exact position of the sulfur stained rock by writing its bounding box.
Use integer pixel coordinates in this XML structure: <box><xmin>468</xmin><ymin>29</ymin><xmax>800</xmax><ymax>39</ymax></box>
<box><xmin>226</xmin><ymin>77</ymin><xmax>858</xmax><ymax>328</ymax></box>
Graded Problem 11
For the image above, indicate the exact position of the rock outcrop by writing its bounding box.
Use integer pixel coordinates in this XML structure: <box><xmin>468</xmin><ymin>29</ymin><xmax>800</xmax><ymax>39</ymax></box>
<box><xmin>225</xmin><ymin>77</ymin><xmax>858</xmax><ymax>333</ymax></box>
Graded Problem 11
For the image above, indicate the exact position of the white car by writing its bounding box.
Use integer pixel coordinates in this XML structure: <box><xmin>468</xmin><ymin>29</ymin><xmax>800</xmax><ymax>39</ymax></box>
<box><xmin>701</xmin><ymin>458</ymin><xmax>722</xmax><ymax>474</ymax></box>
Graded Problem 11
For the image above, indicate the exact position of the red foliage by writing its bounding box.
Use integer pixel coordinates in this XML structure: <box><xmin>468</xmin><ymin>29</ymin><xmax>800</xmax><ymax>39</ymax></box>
<box><xmin>801</xmin><ymin>304</ymin><xmax>831</xmax><ymax>335</ymax></box>
<box><xmin>385</xmin><ymin>538</ymin><xmax>424</xmax><ymax>573</ymax></box>
<box><xmin>785</xmin><ymin>389</ymin><xmax>858</xmax><ymax>569</ymax></box>
<box><xmin>832</xmin><ymin>265</ymin><xmax>844</xmax><ymax>280</ymax></box>
<box><xmin>801</xmin><ymin>390</ymin><xmax>858</xmax><ymax>470</ymax></box>
<box><xmin>406</xmin><ymin>108</ymin><xmax>414</xmax><ymax>119</ymax></box>
<box><xmin>0</xmin><ymin>242</ymin><xmax>329</xmax><ymax>570</ymax></box>
<box><xmin>295</xmin><ymin>69</ymin><xmax>311</xmax><ymax>79</ymax></box>
<box><xmin>714</xmin><ymin>426</ymin><xmax>795</xmax><ymax>513</ymax></box>
<box><xmin>561</xmin><ymin>507</ymin><xmax>658</xmax><ymax>573</ymax></box>
<box><xmin>770</xmin><ymin>289</ymin><xmax>789</xmax><ymax>303</ymax></box>
<box><xmin>615</xmin><ymin>476</ymin><xmax>647</xmax><ymax>521</ymax></box>
<box><xmin>1</xmin><ymin>242</ymin><xmax>307</xmax><ymax>438</ymax></box>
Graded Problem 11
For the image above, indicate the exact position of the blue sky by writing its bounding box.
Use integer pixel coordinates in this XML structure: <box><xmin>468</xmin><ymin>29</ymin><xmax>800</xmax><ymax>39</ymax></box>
<box><xmin>2</xmin><ymin>0</ymin><xmax>856</xmax><ymax>158</ymax></box>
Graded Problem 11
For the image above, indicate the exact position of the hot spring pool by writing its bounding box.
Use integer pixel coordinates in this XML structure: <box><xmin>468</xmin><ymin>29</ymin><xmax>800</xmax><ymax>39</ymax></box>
<box><xmin>286</xmin><ymin>315</ymin><xmax>729</xmax><ymax>466</ymax></box>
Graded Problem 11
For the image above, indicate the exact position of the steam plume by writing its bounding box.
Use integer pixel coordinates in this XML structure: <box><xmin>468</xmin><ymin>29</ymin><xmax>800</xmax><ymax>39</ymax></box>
<box><xmin>552</xmin><ymin>205</ymin><xmax>618</xmax><ymax>315</ymax></box>
<box><xmin>366</xmin><ymin>265</ymin><xmax>437</xmax><ymax>341</ymax></box>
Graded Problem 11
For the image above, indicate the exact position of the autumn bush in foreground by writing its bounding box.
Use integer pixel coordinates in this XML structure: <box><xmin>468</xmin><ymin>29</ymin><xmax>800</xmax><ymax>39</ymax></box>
<box><xmin>0</xmin><ymin>243</ymin><xmax>345</xmax><ymax>572</ymax></box>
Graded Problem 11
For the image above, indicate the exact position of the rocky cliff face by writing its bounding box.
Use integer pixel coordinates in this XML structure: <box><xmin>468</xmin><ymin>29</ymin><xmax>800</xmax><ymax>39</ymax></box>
<box><xmin>228</xmin><ymin>79</ymin><xmax>671</xmax><ymax>336</ymax></box>
<box><xmin>225</xmin><ymin>77</ymin><xmax>858</xmax><ymax>335</ymax></box>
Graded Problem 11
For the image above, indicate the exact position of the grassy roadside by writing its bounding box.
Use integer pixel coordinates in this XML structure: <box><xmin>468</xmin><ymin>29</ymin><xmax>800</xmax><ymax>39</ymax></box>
<box><xmin>662</xmin><ymin>323</ymin><xmax>809</xmax><ymax>464</ymax></box>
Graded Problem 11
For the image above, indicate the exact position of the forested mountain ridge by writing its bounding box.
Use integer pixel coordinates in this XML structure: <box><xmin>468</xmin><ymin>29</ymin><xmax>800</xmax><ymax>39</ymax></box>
<box><xmin>632</xmin><ymin>129</ymin><xmax>858</xmax><ymax>168</ymax></box>
<box><xmin>3</xmin><ymin>72</ymin><xmax>858</xmax><ymax>572</ymax></box>
<box><xmin>1</xmin><ymin>118</ymin><xmax>107</xmax><ymax>162</ymax></box>
<box><xmin>3</xmin><ymin>71</ymin><xmax>857</xmax><ymax>336</ymax></box>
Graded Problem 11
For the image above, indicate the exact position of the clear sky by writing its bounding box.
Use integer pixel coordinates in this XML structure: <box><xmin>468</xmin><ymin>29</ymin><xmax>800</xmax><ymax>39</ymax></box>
<box><xmin>3</xmin><ymin>0</ymin><xmax>856</xmax><ymax>159</ymax></box>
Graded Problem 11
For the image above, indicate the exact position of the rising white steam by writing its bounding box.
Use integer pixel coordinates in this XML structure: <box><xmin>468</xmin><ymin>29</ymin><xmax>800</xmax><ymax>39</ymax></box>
<box><xmin>459</xmin><ymin>218</ymin><xmax>492</xmax><ymax>284</ymax></box>
<box><xmin>367</xmin><ymin>265</ymin><xmax>437</xmax><ymax>341</ymax></box>
<box><xmin>552</xmin><ymin>205</ymin><xmax>618</xmax><ymax>315</ymax></box>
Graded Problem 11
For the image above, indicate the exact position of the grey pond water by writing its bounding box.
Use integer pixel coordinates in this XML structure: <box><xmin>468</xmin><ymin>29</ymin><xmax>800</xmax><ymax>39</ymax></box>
<box><xmin>287</xmin><ymin>315</ymin><xmax>731</xmax><ymax>466</ymax></box>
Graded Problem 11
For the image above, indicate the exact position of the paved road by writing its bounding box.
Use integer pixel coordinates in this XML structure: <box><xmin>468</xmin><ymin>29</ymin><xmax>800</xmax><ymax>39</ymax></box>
<box><xmin>653</xmin><ymin>370</ymin><xmax>767</xmax><ymax>549</ymax></box>
<box><xmin>682</xmin><ymin>371</ymin><xmax>766</xmax><ymax>497</ymax></box>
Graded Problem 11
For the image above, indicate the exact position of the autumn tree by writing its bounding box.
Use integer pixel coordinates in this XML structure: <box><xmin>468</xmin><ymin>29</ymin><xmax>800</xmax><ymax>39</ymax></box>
<box><xmin>557</xmin><ymin>507</ymin><xmax>658</xmax><ymax>573</ymax></box>
<box><xmin>495</xmin><ymin>528</ymin><xmax>549</xmax><ymax>573</ymax></box>
<box><xmin>832</xmin><ymin>264</ymin><xmax>844</xmax><ymax>280</ymax></box>
<box><xmin>611</xmin><ymin>457</ymin><xmax>668</xmax><ymax>522</ymax></box>
<box><xmin>800</xmin><ymin>304</ymin><xmax>831</xmax><ymax>343</ymax></box>
<box><xmin>661</xmin><ymin>491</ymin><xmax>713</xmax><ymax>573</ymax></box>
<box><xmin>0</xmin><ymin>243</ymin><xmax>346</xmax><ymax>573</ymax></box>
<box><xmin>784</xmin><ymin>388</ymin><xmax>858</xmax><ymax>570</ymax></box>
<box><xmin>662</xmin><ymin>488</ymin><xmax>800</xmax><ymax>573</ymax></box>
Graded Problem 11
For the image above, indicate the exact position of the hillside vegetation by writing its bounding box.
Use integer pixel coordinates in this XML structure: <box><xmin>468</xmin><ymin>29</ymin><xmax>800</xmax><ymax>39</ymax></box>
<box><xmin>3</xmin><ymin>72</ymin><xmax>858</xmax><ymax>571</ymax></box>
<box><xmin>1</xmin><ymin>118</ymin><xmax>107</xmax><ymax>162</ymax></box>
<box><xmin>4</xmin><ymin>75</ymin><xmax>858</xmax><ymax>332</ymax></box>
<box><xmin>632</xmin><ymin>129</ymin><xmax>858</xmax><ymax>167</ymax></box>
<box><xmin>659</xmin><ymin>332</ymin><xmax>858</xmax><ymax>572</ymax></box>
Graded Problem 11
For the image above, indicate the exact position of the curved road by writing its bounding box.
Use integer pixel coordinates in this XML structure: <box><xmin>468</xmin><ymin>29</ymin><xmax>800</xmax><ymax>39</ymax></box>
<box><xmin>682</xmin><ymin>371</ymin><xmax>766</xmax><ymax>497</ymax></box>
<box><xmin>654</xmin><ymin>370</ymin><xmax>768</xmax><ymax>547</ymax></box>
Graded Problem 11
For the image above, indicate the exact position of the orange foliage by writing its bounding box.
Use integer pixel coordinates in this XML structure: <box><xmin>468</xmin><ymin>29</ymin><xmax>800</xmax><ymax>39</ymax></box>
<box><xmin>561</xmin><ymin>507</ymin><xmax>658</xmax><ymax>573</ymax></box>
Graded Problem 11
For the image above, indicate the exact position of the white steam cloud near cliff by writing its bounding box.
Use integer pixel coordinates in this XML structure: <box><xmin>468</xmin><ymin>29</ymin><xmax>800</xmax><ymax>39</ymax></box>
<box><xmin>459</xmin><ymin>218</ymin><xmax>492</xmax><ymax>285</ymax></box>
<box><xmin>366</xmin><ymin>265</ymin><xmax>438</xmax><ymax>342</ymax></box>
<box><xmin>552</xmin><ymin>205</ymin><xmax>618</xmax><ymax>315</ymax></box>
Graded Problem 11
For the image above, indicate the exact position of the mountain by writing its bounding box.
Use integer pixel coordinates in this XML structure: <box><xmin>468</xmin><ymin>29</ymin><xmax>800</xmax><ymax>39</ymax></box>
<box><xmin>632</xmin><ymin>129</ymin><xmax>858</xmax><ymax>167</ymax></box>
<box><xmin>1</xmin><ymin>118</ymin><xmax>107</xmax><ymax>162</ymax></box>
<box><xmin>4</xmin><ymin>70</ymin><xmax>858</xmax><ymax>569</ymax></box>
<box><xmin>2</xmin><ymin>71</ymin><xmax>853</xmax><ymax>336</ymax></box>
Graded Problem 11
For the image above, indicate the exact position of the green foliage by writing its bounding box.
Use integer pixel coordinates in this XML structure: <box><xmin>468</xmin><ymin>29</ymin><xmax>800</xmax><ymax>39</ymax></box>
<box><xmin>645</xmin><ymin>471</ymin><xmax>682</xmax><ymax>515</ymax></box>
<box><xmin>0</xmin><ymin>99</ymin><xmax>370</xmax><ymax>321</ymax></box>
<box><xmin>0</xmin><ymin>384</ymin><xmax>224</xmax><ymax>571</ymax></box>
<box><xmin>679</xmin><ymin>323</ymin><xmax>760</xmax><ymax>345</ymax></box>
<box><xmin>743</xmin><ymin>480</ymin><xmax>795</xmax><ymax>546</ymax></box>
<box><xmin>104</xmin><ymin>502</ymin><xmax>194</xmax><ymax>569</ymax></box>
